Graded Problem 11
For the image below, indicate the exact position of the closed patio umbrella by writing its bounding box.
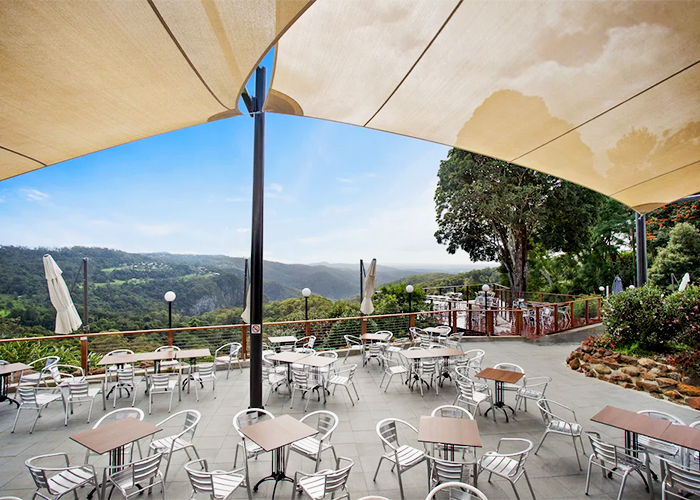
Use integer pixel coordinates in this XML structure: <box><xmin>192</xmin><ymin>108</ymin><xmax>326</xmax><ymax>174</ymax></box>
<box><xmin>679</xmin><ymin>272</ymin><xmax>691</xmax><ymax>291</ymax></box>
<box><xmin>43</xmin><ymin>254</ymin><xmax>82</xmax><ymax>334</ymax></box>
<box><xmin>360</xmin><ymin>258</ymin><xmax>377</xmax><ymax>315</ymax></box>
<box><xmin>611</xmin><ymin>276</ymin><xmax>624</xmax><ymax>294</ymax></box>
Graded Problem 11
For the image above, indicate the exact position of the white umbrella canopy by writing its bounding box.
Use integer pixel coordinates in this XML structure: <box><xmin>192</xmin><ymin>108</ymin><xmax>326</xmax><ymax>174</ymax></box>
<box><xmin>241</xmin><ymin>285</ymin><xmax>251</xmax><ymax>324</ymax></box>
<box><xmin>679</xmin><ymin>272</ymin><xmax>691</xmax><ymax>291</ymax></box>
<box><xmin>360</xmin><ymin>258</ymin><xmax>377</xmax><ymax>315</ymax></box>
<box><xmin>43</xmin><ymin>254</ymin><xmax>82</xmax><ymax>334</ymax></box>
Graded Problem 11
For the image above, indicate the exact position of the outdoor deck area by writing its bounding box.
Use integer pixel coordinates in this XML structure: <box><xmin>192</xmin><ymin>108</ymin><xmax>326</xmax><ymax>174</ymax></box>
<box><xmin>1</xmin><ymin>334</ymin><xmax>698</xmax><ymax>499</ymax></box>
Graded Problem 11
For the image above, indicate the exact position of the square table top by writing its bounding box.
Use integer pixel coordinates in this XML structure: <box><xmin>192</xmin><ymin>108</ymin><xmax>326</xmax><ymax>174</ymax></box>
<box><xmin>296</xmin><ymin>355</ymin><xmax>337</xmax><ymax>368</ymax></box>
<box><xmin>659</xmin><ymin>423</ymin><xmax>700</xmax><ymax>451</ymax></box>
<box><xmin>362</xmin><ymin>333</ymin><xmax>390</xmax><ymax>341</ymax></box>
<box><xmin>401</xmin><ymin>348</ymin><xmax>464</xmax><ymax>359</ymax></box>
<box><xmin>70</xmin><ymin>417</ymin><xmax>161</xmax><ymax>455</ymax></box>
<box><xmin>97</xmin><ymin>348</ymin><xmax>211</xmax><ymax>366</ymax></box>
<box><xmin>239</xmin><ymin>414</ymin><xmax>317</xmax><ymax>451</ymax></box>
<box><xmin>591</xmin><ymin>406</ymin><xmax>672</xmax><ymax>440</ymax></box>
<box><xmin>418</xmin><ymin>416</ymin><xmax>482</xmax><ymax>448</ymax></box>
<box><xmin>0</xmin><ymin>363</ymin><xmax>31</xmax><ymax>376</ymax></box>
<box><xmin>266</xmin><ymin>351</ymin><xmax>312</xmax><ymax>363</ymax></box>
<box><xmin>268</xmin><ymin>336</ymin><xmax>298</xmax><ymax>344</ymax></box>
<box><xmin>175</xmin><ymin>348</ymin><xmax>211</xmax><ymax>359</ymax></box>
<box><xmin>476</xmin><ymin>367</ymin><xmax>525</xmax><ymax>384</ymax></box>
<box><xmin>423</xmin><ymin>327</ymin><xmax>452</xmax><ymax>335</ymax></box>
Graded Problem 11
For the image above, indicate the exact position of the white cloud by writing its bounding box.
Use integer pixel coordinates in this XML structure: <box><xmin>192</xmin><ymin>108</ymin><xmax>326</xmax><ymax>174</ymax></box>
<box><xmin>22</xmin><ymin>189</ymin><xmax>49</xmax><ymax>201</ymax></box>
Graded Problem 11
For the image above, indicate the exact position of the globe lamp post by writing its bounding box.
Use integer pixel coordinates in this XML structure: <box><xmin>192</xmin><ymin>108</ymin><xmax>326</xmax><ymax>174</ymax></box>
<box><xmin>302</xmin><ymin>288</ymin><xmax>311</xmax><ymax>321</ymax></box>
<box><xmin>164</xmin><ymin>291</ymin><xmax>176</xmax><ymax>346</ymax></box>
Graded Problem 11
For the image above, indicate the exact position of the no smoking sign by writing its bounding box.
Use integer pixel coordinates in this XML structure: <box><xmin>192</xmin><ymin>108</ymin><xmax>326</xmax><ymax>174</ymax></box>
<box><xmin>251</xmin><ymin>324</ymin><xmax>261</xmax><ymax>334</ymax></box>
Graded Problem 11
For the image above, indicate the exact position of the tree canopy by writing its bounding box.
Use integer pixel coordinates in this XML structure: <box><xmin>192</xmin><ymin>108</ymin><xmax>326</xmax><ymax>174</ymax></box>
<box><xmin>434</xmin><ymin>149</ymin><xmax>602</xmax><ymax>291</ymax></box>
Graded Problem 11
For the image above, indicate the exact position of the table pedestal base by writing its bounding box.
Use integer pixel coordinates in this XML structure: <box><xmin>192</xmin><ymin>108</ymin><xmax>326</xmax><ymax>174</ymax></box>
<box><xmin>484</xmin><ymin>381</ymin><xmax>516</xmax><ymax>422</ymax></box>
<box><xmin>253</xmin><ymin>447</ymin><xmax>293</xmax><ymax>499</ymax></box>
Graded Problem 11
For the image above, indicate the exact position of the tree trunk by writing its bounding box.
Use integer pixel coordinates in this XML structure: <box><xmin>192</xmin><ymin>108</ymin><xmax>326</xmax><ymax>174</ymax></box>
<box><xmin>504</xmin><ymin>227</ymin><xmax>529</xmax><ymax>293</ymax></box>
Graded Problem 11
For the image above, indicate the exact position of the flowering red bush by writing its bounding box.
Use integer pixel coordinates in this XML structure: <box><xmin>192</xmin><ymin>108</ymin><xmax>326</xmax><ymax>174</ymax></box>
<box><xmin>582</xmin><ymin>333</ymin><xmax>615</xmax><ymax>350</ymax></box>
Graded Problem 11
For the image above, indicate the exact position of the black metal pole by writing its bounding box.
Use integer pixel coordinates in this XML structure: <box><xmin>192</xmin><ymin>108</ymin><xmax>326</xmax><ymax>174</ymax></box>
<box><xmin>249</xmin><ymin>66</ymin><xmax>266</xmax><ymax>409</ymax></box>
<box><xmin>243</xmin><ymin>258</ymin><xmax>248</xmax><ymax>305</ymax></box>
<box><xmin>635</xmin><ymin>212</ymin><xmax>648</xmax><ymax>286</ymax></box>
<box><xmin>409</xmin><ymin>293</ymin><xmax>412</xmax><ymax>313</ymax></box>
<box><xmin>359</xmin><ymin>259</ymin><xmax>364</xmax><ymax>306</ymax></box>
<box><xmin>168</xmin><ymin>301</ymin><xmax>172</xmax><ymax>330</ymax></box>
<box><xmin>305</xmin><ymin>296</ymin><xmax>309</xmax><ymax>321</ymax></box>
<box><xmin>82</xmin><ymin>258</ymin><xmax>89</xmax><ymax>333</ymax></box>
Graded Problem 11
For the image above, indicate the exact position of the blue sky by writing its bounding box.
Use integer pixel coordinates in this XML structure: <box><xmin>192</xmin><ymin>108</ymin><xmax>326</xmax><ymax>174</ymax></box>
<box><xmin>0</xmin><ymin>55</ymin><xmax>479</xmax><ymax>269</ymax></box>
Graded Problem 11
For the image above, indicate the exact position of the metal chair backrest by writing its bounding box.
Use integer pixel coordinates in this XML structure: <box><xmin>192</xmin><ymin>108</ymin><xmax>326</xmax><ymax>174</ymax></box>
<box><xmin>197</xmin><ymin>363</ymin><xmax>215</xmax><ymax>377</ymax></box>
<box><xmin>185</xmin><ymin>458</ymin><xmax>215</xmax><ymax>495</ymax></box>
<box><xmin>116</xmin><ymin>366</ymin><xmax>137</xmax><ymax>385</ymax></box>
<box><xmin>493</xmin><ymin>362</ymin><xmax>524</xmax><ymax>374</ymax></box>
<box><xmin>317</xmin><ymin>351</ymin><xmax>338</xmax><ymax>360</ymax></box>
<box><xmin>421</xmin><ymin>359</ymin><xmax>437</xmax><ymax>375</ymax></box>
<box><xmin>155</xmin><ymin>345</ymin><xmax>181</xmax><ymax>353</ymax></box>
<box><xmin>93</xmin><ymin>407</ymin><xmax>145</xmax><ymax>428</ymax></box>
<box><xmin>17</xmin><ymin>386</ymin><xmax>39</xmax><ymax>406</ymax></box>
<box><xmin>431</xmin><ymin>405</ymin><xmax>474</xmax><ymax>420</ymax></box>
<box><xmin>637</xmin><ymin>409</ymin><xmax>685</xmax><ymax>450</ymax></box>
<box><xmin>301</xmin><ymin>410</ymin><xmax>338</xmax><ymax>440</ymax></box>
<box><xmin>344</xmin><ymin>335</ymin><xmax>361</xmax><ymax>347</ymax></box>
<box><xmin>233</xmin><ymin>408</ymin><xmax>275</xmax><ymax>435</ymax></box>
<box><xmin>292</xmin><ymin>368</ymin><xmax>311</xmax><ymax>388</ymax></box>
<box><xmin>68</xmin><ymin>380</ymin><xmax>90</xmax><ymax>398</ymax></box>
<box><xmin>25</xmin><ymin>457</ymin><xmax>52</xmax><ymax>492</ymax></box>
<box><xmin>150</xmin><ymin>373</ymin><xmax>172</xmax><ymax>392</ymax></box>
<box><xmin>131</xmin><ymin>452</ymin><xmax>163</xmax><ymax>484</ymax></box>
<box><xmin>375</xmin><ymin>331</ymin><xmax>393</xmax><ymax>341</ymax></box>
<box><xmin>377</xmin><ymin>418</ymin><xmax>416</xmax><ymax>452</ymax></box>
<box><xmin>229</xmin><ymin>342</ymin><xmax>242</xmax><ymax>356</ymax></box>
<box><xmin>537</xmin><ymin>399</ymin><xmax>576</xmax><ymax>428</ymax></box>
<box><xmin>463</xmin><ymin>349</ymin><xmax>485</xmax><ymax>367</ymax></box>
<box><xmin>425</xmin><ymin>481</ymin><xmax>488</xmax><ymax>500</ymax></box>
<box><xmin>428</xmin><ymin>455</ymin><xmax>470</xmax><ymax>484</ymax></box>
<box><xmin>321</xmin><ymin>457</ymin><xmax>353</xmax><ymax>495</ymax></box>
<box><xmin>662</xmin><ymin>458</ymin><xmax>700</xmax><ymax>496</ymax></box>
<box><xmin>180</xmin><ymin>410</ymin><xmax>201</xmax><ymax>440</ymax></box>
<box><xmin>588</xmin><ymin>432</ymin><xmax>636</xmax><ymax>469</ymax></box>
<box><xmin>455</xmin><ymin>377</ymin><xmax>477</xmax><ymax>400</ymax></box>
<box><xmin>30</xmin><ymin>356</ymin><xmax>60</xmax><ymax>370</ymax></box>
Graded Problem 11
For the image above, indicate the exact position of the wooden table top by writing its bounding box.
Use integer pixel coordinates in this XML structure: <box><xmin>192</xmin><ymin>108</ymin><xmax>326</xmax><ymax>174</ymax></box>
<box><xmin>268</xmin><ymin>336</ymin><xmax>298</xmax><ymax>344</ymax></box>
<box><xmin>266</xmin><ymin>352</ymin><xmax>312</xmax><ymax>363</ymax></box>
<box><xmin>97</xmin><ymin>348</ymin><xmax>211</xmax><ymax>366</ymax></box>
<box><xmin>418</xmin><ymin>416</ymin><xmax>482</xmax><ymax>448</ymax></box>
<box><xmin>239</xmin><ymin>414</ymin><xmax>317</xmax><ymax>451</ymax></box>
<box><xmin>70</xmin><ymin>417</ymin><xmax>161</xmax><ymax>455</ymax></box>
<box><xmin>296</xmin><ymin>355</ymin><xmax>336</xmax><ymax>368</ymax></box>
<box><xmin>590</xmin><ymin>405</ymin><xmax>700</xmax><ymax>451</ymax></box>
<box><xmin>362</xmin><ymin>333</ymin><xmax>390</xmax><ymax>341</ymax></box>
<box><xmin>476</xmin><ymin>367</ymin><xmax>525</xmax><ymax>384</ymax></box>
<box><xmin>401</xmin><ymin>348</ymin><xmax>464</xmax><ymax>359</ymax></box>
<box><xmin>0</xmin><ymin>363</ymin><xmax>31</xmax><ymax>376</ymax></box>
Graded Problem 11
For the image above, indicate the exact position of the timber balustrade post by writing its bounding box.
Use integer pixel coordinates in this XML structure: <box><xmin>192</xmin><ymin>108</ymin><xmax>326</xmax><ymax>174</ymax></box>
<box><xmin>535</xmin><ymin>306</ymin><xmax>541</xmax><ymax>336</ymax></box>
<box><xmin>515</xmin><ymin>310</ymin><xmax>523</xmax><ymax>336</ymax></box>
<box><xmin>361</xmin><ymin>318</ymin><xmax>367</xmax><ymax>336</ymax></box>
<box><xmin>409</xmin><ymin>313</ymin><xmax>415</xmax><ymax>328</ymax></box>
<box><xmin>305</xmin><ymin>321</ymin><xmax>311</xmax><ymax>336</ymax></box>
<box><xmin>553</xmin><ymin>305</ymin><xmax>559</xmax><ymax>333</ymax></box>
<box><xmin>468</xmin><ymin>303</ymin><xmax>472</xmax><ymax>330</ymax></box>
<box><xmin>585</xmin><ymin>300</ymin><xmax>590</xmax><ymax>325</ymax></box>
<box><xmin>570</xmin><ymin>301</ymin><xmax>575</xmax><ymax>328</ymax></box>
<box><xmin>597</xmin><ymin>297</ymin><xmax>602</xmax><ymax>321</ymax></box>
<box><xmin>452</xmin><ymin>309</ymin><xmax>457</xmax><ymax>333</ymax></box>
<box><xmin>486</xmin><ymin>309</ymin><xmax>493</xmax><ymax>336</ymax></box>
<box><xmin>80</xmin><ymin>336</ymin><xmax>88</xmax><ymax>374</ymax></box>
<box><xmin>241</xmin><ymin>325</ymin><xmax>248</xmax><ymax>360</ymax></box>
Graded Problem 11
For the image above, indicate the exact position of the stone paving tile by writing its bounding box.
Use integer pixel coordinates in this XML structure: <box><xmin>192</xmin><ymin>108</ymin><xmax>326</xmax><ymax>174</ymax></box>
<box><xmin>1</xmin><ymin>336</ymin><xmax>699</xmax><ymax>499</ymax></box>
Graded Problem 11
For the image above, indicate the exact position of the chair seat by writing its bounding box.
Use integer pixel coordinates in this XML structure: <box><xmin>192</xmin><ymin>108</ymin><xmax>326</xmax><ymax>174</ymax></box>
<box><xmin>211</xmin><ymin>470</ymin><xmax>245</xmax><ymax>498</ymax></box>
<box><xmin>109</xmin><ymin>467</ymin><xmax>139</xmax><ymax>492</ymax></box>
<box><xmin>387</xmin><ymin>366</ymin><xmax>408</xmax><ymax>376</ymax></box>
<box><xmin>151</xmin><ymin>436</ymin><xmax>191</xmax><ymax>454</ymax></box>
<box><xmin>516</xmin><ymin>387</ymin><xmax>544</xmax><ymax>400</ymax></box>
<box><xmin>215</xmin><ymin>355</ymin><xmax>233</xmax><ymax>363</ymax></box>
<box><xmin>48</xmin><ymin>466</ymin><xmax>95</xmax><ymax>495</ymax></box>
<box><xmin>240</xmin><ymin>438</ymin><xmax>264</xmax><ymax>457</ymax></box>
<box><xmin>548</xmin><ymin>419</ymin><xmax>582</xmax><ymax>436</ymax></box>
<box><xmin>638</xmin><ymin>436</ymin><xmax>681</xmax><ymax>457</ymax></box>
<box><xmin>36</xmin><ymin>393</ymin><xmax>63</xmax><ymax>405</ymax></box>
<box><xmin>386</xmin><ymin>445</ymin><xmax>425</xmax><ymax>468</ymax></box>
<box><xmin>291</xmin><ymin>436</ymin><xmax>332</xmax><ymax>458</ymax></box>
<box><xmin>298</xmin><ymin>473</ymin><xmax>329</xmax><ymax>500</ymax></box>
<box><xmin>327</xmin><ymin>374</ymin><xmax>349</xmax><ymax>386</ymax></box>
<box><xmin>480</xmin><ymin>454</ymin><xmax>520</xmax><ymax>479</ymax></box>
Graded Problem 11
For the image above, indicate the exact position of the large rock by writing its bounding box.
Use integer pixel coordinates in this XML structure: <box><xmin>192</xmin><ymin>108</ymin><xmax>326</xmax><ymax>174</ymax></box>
<box><xmin>664</xmin><ymin>390</ymin><xmax>683</xmax><ymax>400</ymax></box>
<box><xmin>583</xmin><ymin>353</ymin><xmax>592</xmax><ymax>362</ymax></box>
<box><xmin>610</xmin><ymin>372</ymin><xmax>632</xmax><ymax>383</ymax></box>
<box><xmin>642</xmin><ymin>372</ymin><xmax>657</xmax><ymax>381</ymax></box>
<box><xmin>687</xmin><ymin>398</ymin><xmax>700</xmax><ymax>410</ymax></box>
<box><xmin>569</xmin><ymin>358</ymin><xmax>581</xmax><ymax>370</ymax></box>
<box><xmin>635</xmin><ymin>380</ymin><xmax>660</xmax><ymax>393</ymax></box>
<box><xmin>592</xmin><ymin>364</ymin><xmax>612</xmax><ymax>375</ymax></box>
<box><xmin>602</xmin><ymin>357</ymin><xmax>624</xmax><ymax>369</ymax></box>
<box><xmin>665</xmin><ymin>372</ymin><xmax>681</xmax><ymax>381</ymax></box>
<box><xmin>656</xmin><ymin>377</ymin><xmax>679</xmax><ymax>389</ymax></box>
<box><xmin>677</xmin><ymin>384</ymin><xmax>700</xmax><ymax>397</ymax></box>
<box><xmin>638</xmin><ymin>358</ymin><xmax>657</xmax><ymax>369</ymax></box>
<box><xmin>621</xmin><ymin>366</ymin><xmax>642</xmax><ymax>377</ymax></box>
<box><xmin>620</xmin><ymin>355</ymin><xmax>638</xmax><ymax>365</ymax></box>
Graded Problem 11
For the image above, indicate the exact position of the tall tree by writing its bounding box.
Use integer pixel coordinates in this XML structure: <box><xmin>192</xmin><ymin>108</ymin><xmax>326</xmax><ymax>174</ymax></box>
<box><xmin>434</xmin><ymin>149</ymin><xmax>601</xmax><ymax>291</ymax></box>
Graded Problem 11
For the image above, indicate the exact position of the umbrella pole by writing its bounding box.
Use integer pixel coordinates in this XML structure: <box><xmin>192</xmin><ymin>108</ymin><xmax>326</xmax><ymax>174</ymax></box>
<box><xmin>248</xmin><ymin>66</ymin><xmax>266</xmax><ymax>409</ymax></box>
<box><xmin>635</xmin><ymin>212</ymin><xmax>647</xmax><ymax>286</ymax></box>
<box><xmin>82</xmin><ymin>258</ymin><xmax>89</xmax><ymax>333</ymax></box>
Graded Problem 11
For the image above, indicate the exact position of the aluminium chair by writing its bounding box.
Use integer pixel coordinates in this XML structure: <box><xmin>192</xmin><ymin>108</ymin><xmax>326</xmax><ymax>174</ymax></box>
<box><xmin>492</xmin><ymin>362</ymin><xmax>526</xmax><ymax>396</ymax></box>
<box><xmin>660</xmin><ymin>458</ymin><xmax>700</xmax><ymax>500</ymax></box>
<box><xmin>685</xmin><ymin>420</ymin><xmax>700</xmax><ymax>469</ymax></box>
<box><xmin>515</xmin><ymin>376</ymin><xmax>551</xmax><ymax>412</ymax></box>
<box><xmin>293</xmin><ymin>456</ymin><xmax>354</xmax><ymax>500</ymax></box>
<box><xmin>416</xmin><ymin>358</ymin><xmax>439</xmax><ymax>396</ymax></box>
<box><xmin>365</xmin><ymin>343</ymin><xmax>383</xmax><ymax>368</ymax></box>
<box><xmin>63</xmin><ymin>379</ymin><xmax>106</xmax><ymax>425</ymax></box>
<box><xmin>185</xmin><ymin>458</ymin><xmax>252</xmax><ymax>500</ymax></box>
<box><xmin>343</xmin><ymin>335</ymin><xmax>364</xmax><ymax>363</ymax></box>
<box><xmin>154</xmin><ymin>345</ymin><xmax>184</xmax><ymax>372</ymax></box>
<box><xmin>291</xmin><ymin>368</ymin><xmax>317</xmax><ymax>412</ymax></box>
<box><xmin>107</xmin><ymin>452</ymin><xmax>165</xmax><ymax>500</ymax></box>
<box><xmin>454</xmin><ymin>377</ymin><xmax>494</xmax><ymax>420</ymax></box>
<box><xmin>287</xmin><ymin>410</ymin><xmax>339</xmax><ymax>472</ymax></box>
<box><xmin>215</xmin><ymin>341</ymin><xmax>243</xmax><ymax>378</ymax></box>
<box><xmin>190</xmin><ymin>363</ymin><xmax>216</xmax><ymax>401</ymax></box>
<box><xmin>378</xmin><ymin>354</ymin><xmax>409</xmax><ymax>392</ymax></box>
<box><xmin>11</xmin><ymin>386</ymin><xmax>65</xmax><ymax>433</ymax></box>
<box><xmin>25</xmin><ymin>452</ymin><xmax>99</xmax><ymax>500</ymax></box>
<box><xmin>327</xmin><ymin>364</ymin><xmax>360</xmax><ymax>406</ymax></box>
<box><xmin>534</xmin><ymin>399</ymin><xmax>585</xmax><ymax>471</ymax></box>
<box><xmin>148</xmin><ymin>373</ymin><xmax>178</xmax><ymax>414</ymax></box>
<box><xmin>636</xmin><ymin>410</ymin><xmax>686</xmax><ymax>471</ymax></box>
<box><xmin>425</xmin><ymin>481</ymin><xmax>488</xmax><ymax>500</ymax></box>
<box><xmin>373</xmin><ymin>418</ymin><xmax>427</xmax><ymax>500</ymax></box>
<box><xmin>101</xmin><ymin>349</ymin><xmax>134</xmax><ymax>392</ymax></box>
<box><xmin>430</xmin><ymin>405</ymin><xmax>476</xmax><ymax>463</ymax></box>
<box><xmin>233</xmin><ymin>408</ymin><xmax>275</xmax><ymax>468</ymax></box>
<box><xmin>585</xmin><ymin>431</ymin><xmax>653</xmax><ymax>500</ymax></box>
<box><xmin>262</xmin><ymin>359</ymin><xmax>289</xmax><ymax>404</ymax></box>
<box><xmin>476</xmin><ymin>438</ymin><xmax>536</xmax><ymax>500</ymax></box>
<box><xmin>112</xmin><ymin>366</ymin><xmax>143</xmax><ymax>408</ymax></box>
<box><xmin>149</xmin><ymin>409</ymin><xmax>202</xmax><ymax>482</ymax></box>
<box><xmin>427</xmin><ymin>456</ymin><xmax>478</xmax><ymax>495</ymax></box>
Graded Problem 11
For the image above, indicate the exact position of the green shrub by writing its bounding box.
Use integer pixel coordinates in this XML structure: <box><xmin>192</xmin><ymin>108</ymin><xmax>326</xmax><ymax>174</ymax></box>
<box><xmin>603</xmin><ymin>285</ymin><xmax>677</xmax><ymax>351</ymax></box>
<box><xmin>665</xmin><ymin>284</ymin><xmax>700</xmax><ymax>349</ymax></box>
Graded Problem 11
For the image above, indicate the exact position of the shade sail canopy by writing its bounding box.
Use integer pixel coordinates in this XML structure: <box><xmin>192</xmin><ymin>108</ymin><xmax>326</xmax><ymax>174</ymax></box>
<box><xmin>0</xmin><ymin>0</ymin><xmax>313</xmax><ymax>181</ymax></box>
<box><xmin>266</xmin><ymin>0</ymin><xmax>700</xmax><ymax>213</ymax></box>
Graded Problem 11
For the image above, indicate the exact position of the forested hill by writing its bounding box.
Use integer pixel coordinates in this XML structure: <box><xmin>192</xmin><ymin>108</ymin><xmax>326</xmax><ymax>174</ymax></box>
<box><xmin>0</xmin><ymin>246</ymin><xmax>416</xmax><ymax>321</ymax></box>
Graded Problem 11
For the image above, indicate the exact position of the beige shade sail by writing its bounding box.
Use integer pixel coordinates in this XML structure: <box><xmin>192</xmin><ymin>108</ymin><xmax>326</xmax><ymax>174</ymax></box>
<box><xmin>0</xmin><ymin>0</ymin><xmax>314</xmax><ymax>181</ymax></box>
<box><xmin>266</xmin><ymin>0</ymin><xmax>700</xmax><ymax>213</ymax></box>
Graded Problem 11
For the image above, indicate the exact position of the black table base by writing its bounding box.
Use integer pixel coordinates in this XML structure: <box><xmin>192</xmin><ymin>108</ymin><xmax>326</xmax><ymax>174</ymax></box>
<box><xmin>253</xmin><ymin>447</ymin><xmax>293</xmax><ymax>499</ymax></box>
<box><xmin>484</xmin><ymin>381</ymin><xmax>516</xmax><ymax>422</ymax></box>
<box><xmin>0</xmin><ymin>374</ymin><xmax>20</xmax><ymax>407</ymax></box>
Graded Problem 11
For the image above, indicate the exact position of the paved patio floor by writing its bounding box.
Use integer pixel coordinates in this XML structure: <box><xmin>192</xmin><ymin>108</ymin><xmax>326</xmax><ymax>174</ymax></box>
<box><xmin>1</xmin><ymin>335</ymin><xmax>698</xmax><ymax>499</ymax></box>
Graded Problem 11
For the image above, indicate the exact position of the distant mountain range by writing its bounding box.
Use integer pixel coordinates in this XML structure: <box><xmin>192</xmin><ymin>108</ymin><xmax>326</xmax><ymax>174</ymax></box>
<box><xmin>0</xmin><ymin>246</ymin><xmax>490</xmax><ymax>317</ymax></box>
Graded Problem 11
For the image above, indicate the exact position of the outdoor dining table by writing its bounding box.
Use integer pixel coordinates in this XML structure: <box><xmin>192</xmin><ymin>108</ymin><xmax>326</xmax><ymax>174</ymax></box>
<box><xmin>70</xmin><ymin>416</ymin><xmax>161</xmax><ymax>500</ymax></box>
<box><xmin>239</xmin><ymin>413</ymin><xmax>317</xmax><ymax>499</ymax></box>
<box><xmin>267</xmin><ymin>336</ymin><xmax>298</xmax><ymax>352</ymax></box>
<box><xmin>423</xmin><ymin>326</ymin><xmax>452</xmax><ymax>337</ymax></box>
<box><xmin>266</xmin><ymin>351</ymin><xmax>313</xmax><ymax>383</ymax></box>
<box><xmin>476</xmin><ymin>367</ymin><xmax>525</xmax><ymax>422</ymax></box>
<box><xmin>361</xmin><ymin>333</ymin><xmax>389</xmax><ymax>342</ymax></box>
<box><xmin>402</xmin><ymin>348</ymin><xmax>463</xmax><ymax>390</ymax></box>
<box><xmin>0</xmin><ymin>362</ymin><xmax>30</xmax><ymax>407</ymax></box>
<box><xmin>418</xmin><ymin>415</ymin><xmax>482</xmax><ymax>462</ymax></box>
<box><xmin>295</xmin><ymin>355</ymin><xmax>336</xmax><ymax>403</ymax></box>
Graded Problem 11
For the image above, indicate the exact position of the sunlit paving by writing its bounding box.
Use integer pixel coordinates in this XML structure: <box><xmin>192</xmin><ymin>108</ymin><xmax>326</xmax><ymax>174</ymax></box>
<box><xmin>2</xmin><ymin>332</ymin><xmax>699</xmax><ymax>500</ymax></box>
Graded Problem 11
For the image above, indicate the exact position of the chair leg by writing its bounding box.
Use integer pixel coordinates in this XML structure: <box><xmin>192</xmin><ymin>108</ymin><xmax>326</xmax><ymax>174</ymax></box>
<box><xmin>87</xmin><ymin>399</ymin><xmax>94</xmax><ymax>424</ymax></box>
<box><xmin>584</xmin><ymin>457</ymin><xmax>594</xmax><ymax>495</ymax></box>
<box><xmin>351</xmin><ymin>381</ymin><xmax>359</xmax><ymax>400</ymax></box>
<box><xmin>30</xmin><ymin>408</ymin><xmax>41</xmax><ymax>434</ymax></box>
<box><xmin>572</xmin><ymin>434</ymin><xmax>582</xmax><ymax>471</ymax></box>
<box><xmin>534</xmin><ymin>430</ymin><xmax>549</xmax><ymax>455</ymax></box>
<box><xmin>345</xmin><ymin>386</ymin><xmax>355</xmax><ymax>406</ymax></box>
<box><xmin>510</xmin><ymin>481</ymin><xmax>522</xmax><ymax>500</ymax></box>
<box><xmin>397</xmin><ymin>467</ymin><xmax>406</xmax><ymax>500</ymax></box>
<box><xmin>524</xmin><ymin>469</ymin><xmax>536</xmax><ymax>499</ymax></box>
<box><xmin>617</xmin><ymin>470</ymin><xmax>631</xmax><ymax>500</ymax></box>
<box><xmin>373</xmin><ymin>456</ymin><xmax>386</xmax><ymax>481</ymax></box>
<box><xmin>161</xmin><ymin>453</ymin><xmax>173</xmax><ymax>483</ymax></box>
<box><xmin>11</xmin><ymin>406</ymin><xmax>22</xmax><ymax>433</ymax></box>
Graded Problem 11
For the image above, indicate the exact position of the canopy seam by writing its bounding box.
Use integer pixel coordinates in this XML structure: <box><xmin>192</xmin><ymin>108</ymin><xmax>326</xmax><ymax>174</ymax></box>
<box><xmin>147</xmin><ymin>0</ymin><xmax>231</xmax><ymax>111</ymax></box>
<box><xmin>0</xmin><ymin>146</ymin><xmax>46</xmax><ymax>166</ymax></box>
<box><xmin>363</xmin><ymin>0</ymin><xmax>464</xmax><ymax>128</ymax></box>
<box><xmin>511</xmin><ymin>59</ymin><xmax>700</xmax><ymax>163</ymax></box>
<box><xmin>610</xmin><ymin>159</ymin><xmax>700</xmax><ymax>197</ymax></box>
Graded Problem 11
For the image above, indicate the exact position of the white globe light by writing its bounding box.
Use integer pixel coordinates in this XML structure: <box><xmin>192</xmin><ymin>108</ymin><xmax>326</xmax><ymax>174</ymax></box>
<box><xmin>482</xmin><ymin>284</ymin><xmax>490</xmax><ymax>292</ymax></box>
<box><xmin>302</xmin><ymin>287</ymin><xmax>311</xmax><ymax>297</ymax></box>
<box><xmin>628</xmin><ymin>285</ymin><xmax>635</xmax><ymax>289</ymax></box>
<box><xmin>599</xmin><ymin>286</ymin><xmax>605</xmax><ymax>292</ymax></box>
<box><xmin>406</xmin><ymin>285</ymin><xmax>414</xmax><ymax>294</ymax></box>
<box><xmin>164</xmin><ymin>291</ymin><xmax>176</xmax><ymax>302</ymax></box>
